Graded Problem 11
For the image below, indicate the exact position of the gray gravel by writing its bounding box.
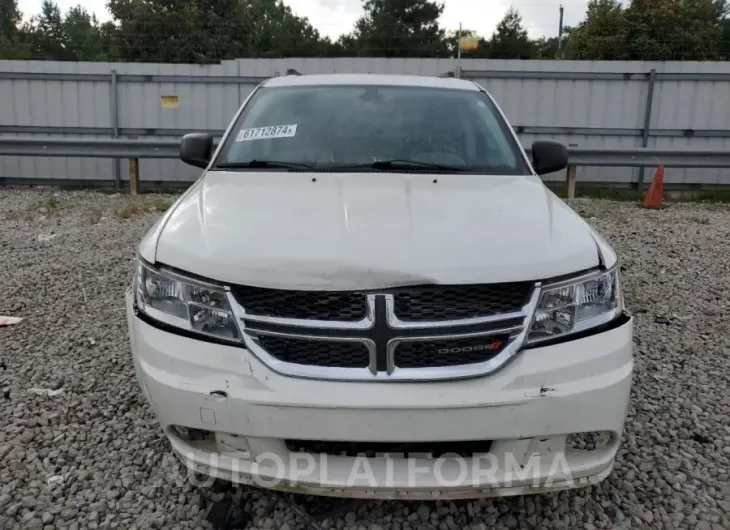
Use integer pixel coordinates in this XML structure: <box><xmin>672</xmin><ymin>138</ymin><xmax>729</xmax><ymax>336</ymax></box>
<box><xmin>1</xmin><ymin>189</ymin><xmax>729</xmax><ymax>530</ymax></box>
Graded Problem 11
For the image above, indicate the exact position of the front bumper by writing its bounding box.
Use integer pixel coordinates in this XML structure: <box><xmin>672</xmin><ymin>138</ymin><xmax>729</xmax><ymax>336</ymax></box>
<box><xmin>126</xmin><ymin>291</ymin><xmax>633</xmax><ymax>499</ymax></box>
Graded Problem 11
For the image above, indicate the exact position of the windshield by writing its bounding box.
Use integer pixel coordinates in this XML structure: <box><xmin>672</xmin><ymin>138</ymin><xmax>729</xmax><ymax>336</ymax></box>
<box><xmin>214</xmin><ymin>84</ymin><xmax>531</xmax><ymax>175</ymax></box>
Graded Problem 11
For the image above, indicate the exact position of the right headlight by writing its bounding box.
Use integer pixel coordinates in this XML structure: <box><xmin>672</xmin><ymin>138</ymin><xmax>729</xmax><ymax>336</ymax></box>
<box><xmin>134</xmin><ymin>258</ymin><xmax>241</xmax><ymax>343</ymax></box>
<box><xmin>526</xmin><ymin>267</ymin><xmax>622</xmax><ymax>344</ymax></box>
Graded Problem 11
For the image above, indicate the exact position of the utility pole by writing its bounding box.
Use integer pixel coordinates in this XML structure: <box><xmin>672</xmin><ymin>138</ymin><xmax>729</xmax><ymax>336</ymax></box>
<box><xmin>557</xmin><ymin>5</ymin><xmax>564</xmax><ymax>59</ymax></box>
<box><xmin>456</xmin><ymin>22</ymin><xmax>462</xmax><ymax>78</ymax></box>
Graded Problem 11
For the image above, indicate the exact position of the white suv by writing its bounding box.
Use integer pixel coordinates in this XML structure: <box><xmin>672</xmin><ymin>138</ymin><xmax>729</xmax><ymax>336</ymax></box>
<box><xmin>126</xmin><ymin>73</ymin><xmax>633</xmax><ymax>499</ymax></box>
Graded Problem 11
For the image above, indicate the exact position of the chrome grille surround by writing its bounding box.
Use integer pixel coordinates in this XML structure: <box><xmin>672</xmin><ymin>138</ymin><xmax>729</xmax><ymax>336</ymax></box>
<box><xmin>226</xmin><ymin>283</ymin><xmax>542</xmax><ymax>382</ymax></box>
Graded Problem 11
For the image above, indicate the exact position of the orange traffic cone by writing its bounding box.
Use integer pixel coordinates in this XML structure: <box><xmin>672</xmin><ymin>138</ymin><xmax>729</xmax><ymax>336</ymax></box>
<box><xmin>642</xmin><ymin>164</ymin><xmax>665</xmax><ymax>209</ymax></box>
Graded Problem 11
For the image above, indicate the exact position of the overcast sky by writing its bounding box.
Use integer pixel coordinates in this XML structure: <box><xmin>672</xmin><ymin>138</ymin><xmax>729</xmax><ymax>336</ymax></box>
<box><xmin>17</xmin><ymin>0</ymin><xmax>588</xmax><ymax>40</ymax></box>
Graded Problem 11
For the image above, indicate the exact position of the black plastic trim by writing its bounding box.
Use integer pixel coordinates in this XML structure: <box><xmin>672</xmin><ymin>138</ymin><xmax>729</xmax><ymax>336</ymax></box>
<box><xmin>243</xmin><ymin>316</ymin><xmax>525</xmax><ymax>339</ymax></box>
<box><xmin>134</xmin><ymin>304</ymin><xmax>246</xmax><ymax>349</ymax></box>
<box><xmin>522</xmin><ymin>311</ymin><xmax>631</xmax><ymax>350</ymax></box>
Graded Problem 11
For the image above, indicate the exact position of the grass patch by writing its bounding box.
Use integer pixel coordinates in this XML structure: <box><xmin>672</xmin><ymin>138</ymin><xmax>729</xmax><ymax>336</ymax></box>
<box><xmin>575</xmin><ymin>187</ymin><xmax>644</xmax><ymax>201</ymax></box>
<box><xmin>57</xmin><ymin>184</ymin><xmax>184</xmax><ymax>195</ymax></box>
<box><xmin>141</xmin><ymin>187</ymin><xmax>185</xmax><ymax>195</ymax></box>
<box><xmin>672</xmin><ymin>189</ymin><xmax>730</xmax><ymax>203</ymax></box>
<box><xmin>40</xmin><ymin>195</ymin><xmax>60</xmax><ymax>213</ymax></box>
<box><xmin>116</xmin><ymin>201</ymin><xmax>140</xmax><ymax>219</ymax></box>
<box><xmin>548</xmin><ymin>184</ymin><xmax>730</xmax><ymax>203</ymax></box>
<box><xmin>688</xmin><ymin>215</ymin><xmax>711</xmax><ymax>225</ymax></box>
<box><xmin>28</xmin><ymin>195</ymin><xmax>61</xmax><ymax>216</ymax></box>
<box><xmin>86</xmin><ymin>207</ymin><xmax>104</xmax><ymax>224</ymax></box>
<box><xmin>547</xmin><ymin>184</ymin><xmax>643</xmax><ymax>201</ymax></box>
<box><xmin>88</xmin><ymin>186</ymin><xmax>184</xmax><ymax>195</ymax></box>
<box><xmin>153</xmin><ymin>198</ymin><xmax>173</xmax><ymax>212</ymax></box>
<box><xmin>57</xmin><ymin>185</ymin><xmax>126</xmax><ymax>195</ymax></box>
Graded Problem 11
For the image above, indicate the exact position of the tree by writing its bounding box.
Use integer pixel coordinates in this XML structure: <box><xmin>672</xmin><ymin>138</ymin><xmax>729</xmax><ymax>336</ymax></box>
<box><xmin>330</xmin><ymin>33</ymin><xmax>359</xmax><ymax>56</ymax></box>
<box><xmin>715</xmin><ymin>0</ymin><xmax>730</xmax><ymax>56</ymax></box>
<box><xmin>249</xmin><ymin>0</ymin><xmax>332</xmax><ymax>57</ymax></box>
<box><xmin>99</xmin><ymin>21</ymin><xmax>122</xmax><ymax>60</ymax></box>
<box><xmin>563</xmin><ymin>0</ymin><xmax>630</xmax><ymax>59</ymax></box>
<box><xmin>349</xmin><ymin>0</ymin><xmax>448</xmax><ymax>57</ymax></box>
<box><xmin>107</xmin><ymin>0</ymin><xmax>234</xmax><ymax>63</ymax></box>
<box><xmin>106</xmin><ymin>0</ymin><xmax>330</xmax><ymax>62</ymax></box>
<box><xmin>532</xmin><ymin>36</ymin><xmax>561</xmax><ymax>59</ymax></box>
<box><xmin>21</xmin><ymin>1</ymin><xmax>114</xmax><ymax>60</ymax></box>
<box><xmin>7</xmin><ymin>0</ymin><xmax>729</xmax><ymax>62</ymax></box>
<box><xmin>566</xmin><ymin>0</ymin><xmax>723</xmax><ymax>60</ymax></box>
<box><xmin>486</xmin><ymin>8</ymin><xmax>534</xmax><ymax>59</ymax></box>
<box><xmin>624</xmin><ymin>0</ymin><xmax>721</xmax><ymax>60</ymax></box>
<box><xmin>26</xmin><ymin>0</ymin><xmax>67</xmax><ymax>60</ymax></box>
<box><xmin>0</xmin><ymin>0</ymin><xmax>30</xmax><ymax>59</ymax></box>
<box><xmin>63</xmin><ymin>6</ymin><xmax>110</xmax><ymax>60</ymax></box>
<box><xmin>721</xmin><ymin>16</ymin><xmax>730</xmax><ymax>58</ymax></box>
<box><xmin>0</xmin><ymin>0</ymin><xmax>20</xmax><ymax>35</ymax></box>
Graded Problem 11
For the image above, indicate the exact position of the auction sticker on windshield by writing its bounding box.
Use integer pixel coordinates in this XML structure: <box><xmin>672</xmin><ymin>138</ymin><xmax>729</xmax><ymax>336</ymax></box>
<box><xmin>236</xmin><ymin>125</ymin><xmax>298</xmax><ymax>142</ymax></box>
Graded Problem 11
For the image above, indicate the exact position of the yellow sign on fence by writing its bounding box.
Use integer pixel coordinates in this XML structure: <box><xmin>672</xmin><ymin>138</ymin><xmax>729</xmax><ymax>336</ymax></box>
<box><xmin>459</xmin><ymin>36</ymin><xmax>479</xmax><ymax>51</ymax></box>
<box><xmin>160</xmin><ymin>95</ymin><xmax>179</xmax><ymax>109</ymax></box>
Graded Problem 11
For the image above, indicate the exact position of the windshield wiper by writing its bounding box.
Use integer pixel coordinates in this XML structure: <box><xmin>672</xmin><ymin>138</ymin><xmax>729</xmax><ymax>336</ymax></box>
<box><xmin>216</xmin><ymin>160</ymin><xmax>317</xmax><ymax>170</ymax></box>
<box><xmin>332</xmin><ymin>159</ymin><xmax>470</xmax><ymax>172</ymax></box>
<box><xmin>216</xmin><ymin>159</ymin><xmax>471</xmax><ymax>172</ymax></box>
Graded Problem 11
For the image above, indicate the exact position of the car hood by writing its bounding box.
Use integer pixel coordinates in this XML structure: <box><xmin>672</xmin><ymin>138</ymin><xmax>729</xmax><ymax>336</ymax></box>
<box><xmin>150</xmin><ymin>171</ymin><xmax>601</xmax><ymax>289</ymax></box>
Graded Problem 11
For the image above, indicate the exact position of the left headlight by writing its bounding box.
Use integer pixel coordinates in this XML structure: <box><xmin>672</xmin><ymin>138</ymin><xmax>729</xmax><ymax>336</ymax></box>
<box><xmin>526</xmin><ymin>267</ymin><xmax>622</xmax><ymax>344</ymax></box>
<box><xmin>134</xmin><ymin>258</ymin><xmax>241</xmax><ymax>343</ymax></box>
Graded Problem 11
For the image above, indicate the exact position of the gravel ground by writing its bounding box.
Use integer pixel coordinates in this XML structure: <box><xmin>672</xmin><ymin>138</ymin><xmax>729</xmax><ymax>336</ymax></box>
<box><xmin>0</xmin><ymin>188</ymin><xmax>728</xmax><ymax>530</ymax></box>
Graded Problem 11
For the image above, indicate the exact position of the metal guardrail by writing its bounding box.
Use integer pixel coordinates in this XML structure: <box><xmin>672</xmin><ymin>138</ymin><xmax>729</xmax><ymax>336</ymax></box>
<box><xmin>564</xmin><ymin>148</ymin><xmax>730</xmax><ymax>168</ymax></box>
<box><xmin>1</xmin><ymin>137</ymin><xmax>730</xmax><ymax>195</ymax></box>
<box><xmin>0</xmin><ymin>137</ymin><xmax>184</xmax><ymax>159</ymax></box>
<box><xmin>3</xmin><ymin>137</ymin><xmax>730</xmax><ymax>167</ymax></box>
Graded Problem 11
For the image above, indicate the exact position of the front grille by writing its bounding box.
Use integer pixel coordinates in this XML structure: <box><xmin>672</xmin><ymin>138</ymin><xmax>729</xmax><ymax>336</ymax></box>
<box><xmin>231</xmin><ymin>285</ymin><xmax>367</xmax><ymax>321</ymax></box>
<box><xmin>286</xmin><ymin>439</ymin><xmax>493</xmax><ymax>458</ymax></box>
<box><xmin>256</xmin><ymin>335</ymin><xmax>370</xmax><ymax>368</ymax></box>
<box><xmin>392</xmin><ymin>283</ymin><xmax>532</xmax><ymax>321</ymax></box>
<box><xmin>394</xmin><ymin>334</ymin><xmax>510</xmax><ymax>368</ymax></box>
<box><xmin>232</xmin><ymin>282</ymin><xmax>531</xmax><ymax>322</ymax></box>
<box><xmin>234</xmin><ymin>281</ymin><xmax>535</xmax><ymax>380</ymax></box>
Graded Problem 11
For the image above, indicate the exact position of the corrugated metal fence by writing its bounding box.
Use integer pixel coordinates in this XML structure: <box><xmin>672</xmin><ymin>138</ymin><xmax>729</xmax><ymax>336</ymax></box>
<box><xmin>2</xmin><ymin>58</ymin><xmax>730</xmax><ymax>186</ymax></box>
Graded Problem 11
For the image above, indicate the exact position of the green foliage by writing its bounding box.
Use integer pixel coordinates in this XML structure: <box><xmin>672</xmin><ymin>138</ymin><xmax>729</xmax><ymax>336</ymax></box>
<box><xmin>565</xmin><ymin>0</ymin><xmax>725</xmax><ymax>60</ymax></box>
<box><xmin>105</xmin><ymin>0</ymin><xmax>329</xmax><ymax>62</ymax></box>
<box><xmin>563</xmin><ymin>0</ymin><xmax>630</xmax><ymax>59</ymax></box>
<box><xmin>486</xmin><ymin>8</ymin><xmax>534</xmax><ymax>59</ymax></box>
<box><xmin>625</xmin><ymin>0</ymin><xmax>721</xmax><ymax>60</ymax></box>
<box><xmin>532</xmin><ymin>36</ymin><xmax>562</xmax><ymax>59</ymax></box>
<box><xmin>1</xmin><ymin>0</ymin><xmax>729</xmax><ymax>62</ymax></box>
<box><xmin>63</xmin><ymin>6</ymin><xmax>114</xmax><ymax>60</ymax></box>
<box><xmin>721</xmin><ymin>17</ymin><xmax>730</xmax><ymax>58</ymax></box>
<box><xmin>0</xmin><ymin>0</ymin><xmax>20</xmax><ymax>34</ymax></box>
<box><xmin>344</xmin><ymin>0</ymin><xmax>448</xmax><ymax>57</ymax></box>
<box><xmin>0</xmin><ymin>0</ymin><xmax>29</xmax><ymax>58</ymax></box>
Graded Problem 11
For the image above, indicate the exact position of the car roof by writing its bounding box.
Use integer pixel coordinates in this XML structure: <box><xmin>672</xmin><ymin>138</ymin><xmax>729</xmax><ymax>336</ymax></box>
<box><xmin>262</xmin><ymin>73</ymin><xmax>481</xmax><ymax>91</ymax></box>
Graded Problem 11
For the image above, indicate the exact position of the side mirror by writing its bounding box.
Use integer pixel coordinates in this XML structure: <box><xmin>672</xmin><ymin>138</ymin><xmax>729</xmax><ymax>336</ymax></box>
<box><xmin>531</xmin><ymin>141</ymin><xmax>568</xmax><ymax>175</ymax></box>
<box><xmin>180</xmin><ymin>133</ymin><xmax>214</xmax><ymax>169</ymax></box>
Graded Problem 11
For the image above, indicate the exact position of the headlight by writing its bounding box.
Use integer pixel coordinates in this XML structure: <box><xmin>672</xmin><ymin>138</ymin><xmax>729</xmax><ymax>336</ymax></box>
<box><xmin>134</xmin><ymin>258</ymin><xmax>241</xmax><ymax>342</ymax></box>
<box><xmin>526</xmin><ymin>267</ymin><xmax>622</xmax><ymax>344</ymax></box>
